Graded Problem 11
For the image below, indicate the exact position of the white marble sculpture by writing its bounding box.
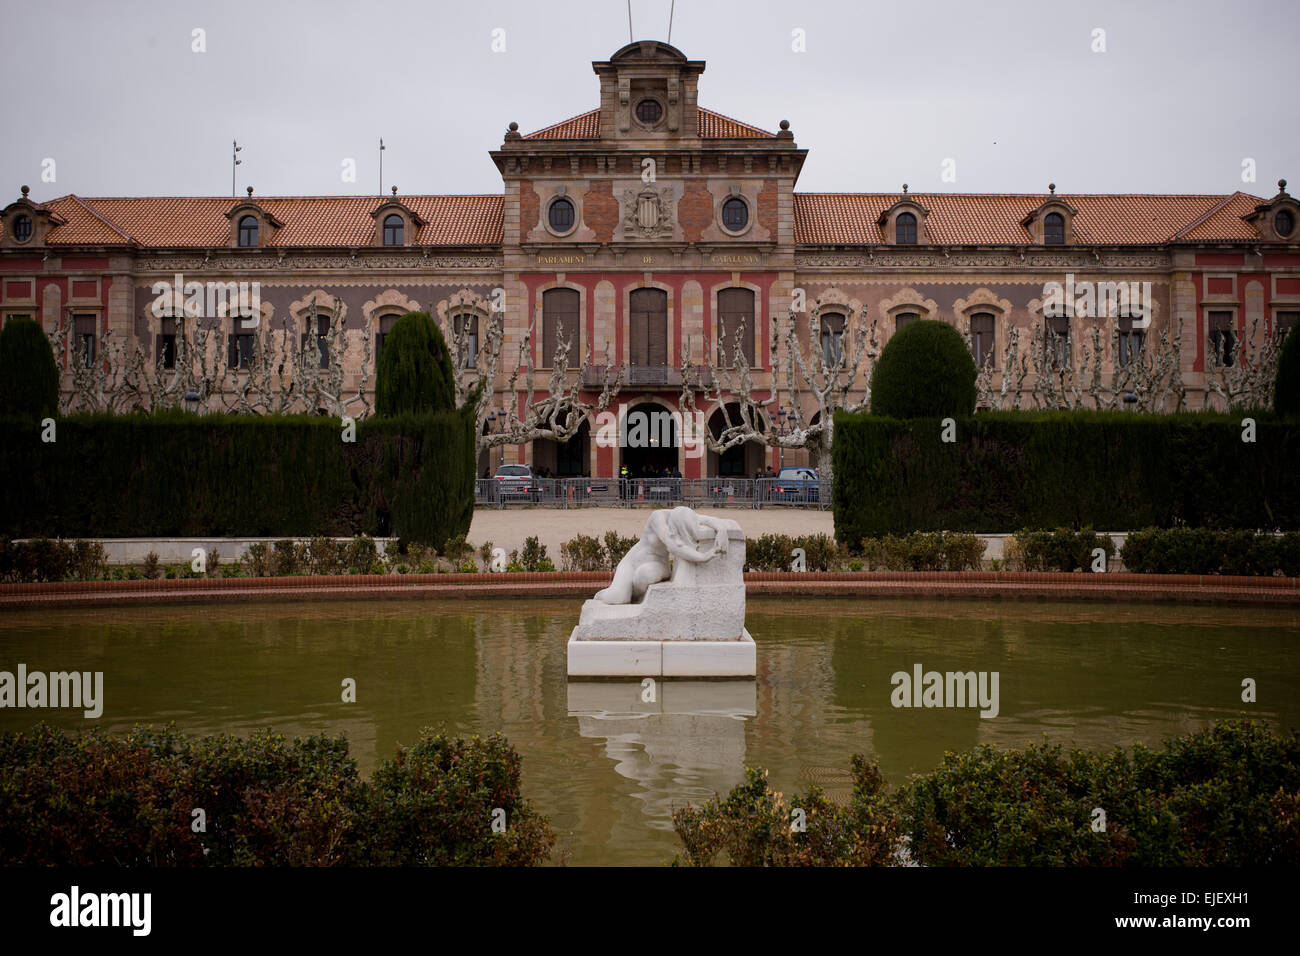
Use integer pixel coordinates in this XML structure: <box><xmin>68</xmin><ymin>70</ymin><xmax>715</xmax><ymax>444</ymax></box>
<box><xmin>567</xmin><ymin>506</ymin><xmax>755</xmax><ymax>677</ymax></box>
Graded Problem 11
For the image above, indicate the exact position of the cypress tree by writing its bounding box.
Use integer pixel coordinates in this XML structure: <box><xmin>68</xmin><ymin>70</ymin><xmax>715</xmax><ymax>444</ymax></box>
<box><xmin>0</xmin><ymin>317</ymin><xmax>59</xmax><ymax>419</ymax></box>
<box><xmin>374</xmin><ymin>312</ymin><xmax>456</xmax><ymax>416</ymax></box>
<box><xmin>869</xmin><ymin>319</ymin><xmax>977</xmax><ymax>419</ymax></box>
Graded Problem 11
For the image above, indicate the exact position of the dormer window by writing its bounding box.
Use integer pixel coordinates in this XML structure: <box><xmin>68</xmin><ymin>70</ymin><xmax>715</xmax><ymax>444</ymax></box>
<box><xmin>896</xmin><ymin>212</ymin><xmax>917</xmax><ymax>245</ymax></box>
<box><xmin>1277</xmin><ymin>210</ymin><xmax>1295</xmax><ymax>238</ymax></box>
<box><xmin>237</xmin><ymin>215</ymin><xmax>258</xmax><ymax>247</ymax></box>
<box><xmin>382</xmin><ymin>214</ymin><xmax>404</xmax><ymax>246</ymax></box>
<box><xmin>1044</xmin><ymin>212</ymin><xmax>1065</xmax><ymax>245</ymax></box>
<box><xmin>12</xmin><ymin>214</ymin><xmax>31</xmax><ymax>243</ymax></box>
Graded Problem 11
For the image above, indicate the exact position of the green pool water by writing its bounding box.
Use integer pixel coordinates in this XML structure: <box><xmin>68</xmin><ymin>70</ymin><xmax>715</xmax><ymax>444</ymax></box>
<box><xmin>1</xmin><ymin>596</ymin><xmax>1296</xmax><ymax>866</ymax></box>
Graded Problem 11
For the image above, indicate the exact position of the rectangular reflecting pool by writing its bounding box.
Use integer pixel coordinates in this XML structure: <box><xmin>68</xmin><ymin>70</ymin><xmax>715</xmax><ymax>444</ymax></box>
<box><xmin>1</xmin><ymin>596</ymin><xmax>1296</xmax><ymax>866</ymax></box>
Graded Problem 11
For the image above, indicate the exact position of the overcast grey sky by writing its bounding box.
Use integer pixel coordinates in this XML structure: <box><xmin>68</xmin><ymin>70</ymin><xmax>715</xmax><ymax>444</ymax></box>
<box><xmin>2</xmin><ymin>0</ymin><xmax>1296</xmax><ymax>202</ymax></box>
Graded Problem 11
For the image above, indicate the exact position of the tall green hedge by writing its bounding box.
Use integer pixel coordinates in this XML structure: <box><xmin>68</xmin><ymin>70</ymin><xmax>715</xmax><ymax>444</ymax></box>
<box><xmin>0</xmin><ymin>317</ymin><xmax>59</xmax><ymax>420</ymax></box>
<box><xmin>1276</xmin><ymin>323</ymin><xmax>1300</xmax><ymax>417</ymax></box>
<box><xmin>0</xmin><ymin>409</ymin><xmax>474</xmax><ymax>547</ymax></box>
<box><xmin>833</xmin><ymin>409</ymin><xmax>1300</xmax><ymax>540</ymax></box>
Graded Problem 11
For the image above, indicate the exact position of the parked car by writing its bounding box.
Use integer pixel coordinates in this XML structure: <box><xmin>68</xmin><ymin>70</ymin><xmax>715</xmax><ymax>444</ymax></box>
<box><xmin>492</xmin><ymin>464</ymin><xmax>541</xmax><ymax>502</ymax></box>
<box><xmin>766</xmin><ymin>466</ymin><xmax>819</xmax><ymax>503</ymax></box>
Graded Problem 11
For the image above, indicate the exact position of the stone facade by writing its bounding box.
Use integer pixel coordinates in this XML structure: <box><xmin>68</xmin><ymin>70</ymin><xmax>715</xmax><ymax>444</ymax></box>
<box><xmin>2</xmin><ymin>41</ymin><xmax>1299</xmax><ymax>480</ymax></box>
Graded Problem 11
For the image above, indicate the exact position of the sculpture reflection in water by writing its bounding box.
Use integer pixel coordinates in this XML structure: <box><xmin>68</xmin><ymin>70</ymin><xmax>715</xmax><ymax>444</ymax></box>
<box><xmin>567</xmin><ymin>679</ymin><xmax>757</xmax><ymax>831</ymax></box>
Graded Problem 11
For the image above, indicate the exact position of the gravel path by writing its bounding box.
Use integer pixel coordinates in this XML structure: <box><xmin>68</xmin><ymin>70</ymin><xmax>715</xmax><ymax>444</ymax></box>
<box><xmin>468</xmin><ymin>506</ymin><xmax>834</xmax><ymax>557</ymax></box>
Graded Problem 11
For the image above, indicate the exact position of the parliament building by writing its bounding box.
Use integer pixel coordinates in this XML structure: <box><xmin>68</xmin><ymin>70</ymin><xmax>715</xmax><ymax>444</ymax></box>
<box><xmin>2</xmin><ymin>41</ymin><xmax>1298</xmax><ymax>479</ymax></box>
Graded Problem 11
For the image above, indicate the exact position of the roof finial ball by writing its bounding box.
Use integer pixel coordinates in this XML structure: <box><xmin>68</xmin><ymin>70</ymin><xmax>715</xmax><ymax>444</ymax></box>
<box><xmin>779</xmin><ymin>119</ymin><xmax>790</xmax><ymax>131</ymax></box>
<box><xmin>20</xmin><ymin>185</ymin><xmax>29</xmax><ymax>199</ymax></box>
<box><xmin>508</xmin><ymin>122</ymin><xmax>519</xmax><ymax>132</ymax></box>
<box><xmin>1281</xmin><ymin>179</ymin><xmax>1289</xmax><ymax>192</ymax></box>
<box><xmin>392</xmin><ymin>186</ymin><xmax>398</xmax><ymax>196</ymax></box>
<box><xmin>1049</xmin><ymin>182</ymin><xmax>1056</xmax><ymax>195</ymax></box>
<box><xmin>902</xmin><ymin>183</ymin><xmax>908</xmax><ymax>195</ymax></box>
<box><xmin>247</xmin><ymin>186</ymin><xmax>254</xmax><ymax>198</ymax></box>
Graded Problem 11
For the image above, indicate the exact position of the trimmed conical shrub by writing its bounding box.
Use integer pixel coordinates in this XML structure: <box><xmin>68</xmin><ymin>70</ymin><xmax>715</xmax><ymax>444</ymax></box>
<box><xmin>1275</xmin><ymin>323</ymin><xmax>1300</xmax><ymax>417</ymax></box>
<box><xmin>869</xmin><ymin>319</ymin><xmax>977</xmax><ymax>419</ymax></box>
<box><xmin>0</xmin><ymin>317</ymin><xmax>59</xmax><ymax>419</ymax></box>
<box><xmin>375</xmin><ymin>312</ymin><xmax>456</xmax><ymax>416</ymax></box>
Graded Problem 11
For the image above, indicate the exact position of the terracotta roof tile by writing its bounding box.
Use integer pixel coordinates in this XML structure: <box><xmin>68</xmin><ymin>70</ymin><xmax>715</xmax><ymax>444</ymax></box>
<box><xmin>522</xmin><ymin>106</ymin><xmax>774</xmax><ymax>140</ymax></box>
<box><xmin>793</xmin><ymin>192</ymin><xmax>1268</xmax><ymax>246</ymax></box>
<box><xmin>41</xmin><ymin>195</ymin><xmax>503</xmax><ymax>247</ymax></box>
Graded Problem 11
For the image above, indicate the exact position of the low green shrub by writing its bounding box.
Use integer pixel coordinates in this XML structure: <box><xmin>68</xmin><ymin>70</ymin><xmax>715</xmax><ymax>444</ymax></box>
<box><xmin>242</xmin><ymin>542</ymin><xmax>271</xmax><ymax>578</ymax></box>
<box><xmin>746</xmin><ymin>533</ymin><xmax>845</xmax><ymax>571</ymax></box>
<box><xmin>0</xmin><ymin>724</ymin><xmax>555</xmax><ymax>867</ymax></box>
<box><xmin>1007</xmin><ymin>527</ymin><xmax>1115</xmax><ymax>571</ymax></box>
<box><xmin>343</xmin><ymin>535</ymin><xmax>379</xmax><ymax>575</ymax></box>
<box><xmin>0</xmin><ymin>538</ymin><xmax>109</xmax><ymax>582</ymax></box>
<box><xmin>519</xmin><ymin>536</ymin><xmax>549</xmax><ymax>572</ymax></box>
<box><xmin>1121</xmin><ymin>527</ymin><xmax>1300</xmax><ymax>576</ymax></box>
<box><xmin>672</xmin><ymin>720</ymin><xmax>1300</xmax><ymax>866</ymax></box>
<box><xmin>859</xmin><ymin>531</ymin><xmax>986</xmax><ymax>571</ymax></box>
<box><xmin>560</xmin><ymin>533</ymin><xmax>607</xmax><ymax>571</ymax></box>
<box><xmin>603</xmin><ymin>531</ymin><xmax>637</xmax><ymax>565</ymax></box>
<box><xmin>272</xmin><ymin>539</ymin><xmax>307</xmax><ymax>576</ymax></box>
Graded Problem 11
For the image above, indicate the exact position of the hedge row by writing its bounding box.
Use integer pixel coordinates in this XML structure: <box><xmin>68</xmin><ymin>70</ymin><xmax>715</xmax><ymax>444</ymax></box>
<box><xmin>0</xmin><ymin>724</ymin><xmax>554</xmax><ymax>866</ymax></box>
<box><xmin>1121</xmin><ymin>527</ymin><xmax>1300</xmax><ymax>576</ymax></box>
<box><xmin>833</xmin><ymin>410</ymin><xmax>1300</xmax><ymax>539</ymax></box>
<box><xmin>0</xmin><ymin>410</ymin><xmax>475</xmax><ymax>548</ymax></box>
<box><xmin>673</xmin><ymin>720</ymin><xmax>1300</xmax><ymax>866</ymax></box>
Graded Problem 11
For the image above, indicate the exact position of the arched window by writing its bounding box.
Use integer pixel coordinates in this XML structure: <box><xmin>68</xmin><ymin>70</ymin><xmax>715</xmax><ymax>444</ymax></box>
<box><xmin>820</xmin><ymin>312</ymin><xmax>846</xmax><ymax>367</ymax></box>
<box><xmin>453</xmin><ymin>313</ymin><xmax>479</xmax><ymax>369</ymax></box>
<box><xmin>1044</xmin><ymin>212</ymin><xmax>1065</xmax><ymax>245</ymax></box>
<box><xmin>970</xmin><ymin>313</ymin><xmax>995</xmax><ymax>368</ymax></box>
<box><xmin>717</xmin><ymin>288</ymin><xmax>755</xmax><ymax>367</ymax></box>
<box><xmin>542</xmin><ymin>288</ymin><xmax>580</xmax><ymax>368</ymax></box>
<box><xmin>896</xmin><ymin>212</ymin><xmax>917</xmax><ymax>245</ymax></box>
<box><xmin>12</xmin><ymin>214</ymin><xmax>32</xmax><ymax>242</ymax></box>
<box><xmin>895</xmin><ymin>312</ymin><xmax>918</xmax><ymax>331</ymax></box>
<box><xmin>302</xmin><ymin>314</ymin><xmax>329</xmax><ymax>370</ymax></box>
<box><xmin>629</xmin><ymin>288</ymin><xmax>667</xmax><ymax>367</ymax></box>
<box><xmin>237</xmin><ymin>215</ymin><xmax>258</xmax><ymax>247</ymax></box>
<box><xmin>382</xmin><ymin>214</ymin><xmax>404</xmax><ymax>246</ymax></box>
<box><xmin>375</xmin><ymin>312</ymin><xmax>399</xmax><ymax>358</ymax></box>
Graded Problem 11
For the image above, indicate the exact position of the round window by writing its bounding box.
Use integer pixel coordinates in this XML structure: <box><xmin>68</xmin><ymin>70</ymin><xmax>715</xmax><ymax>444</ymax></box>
<box><xmin>721</xmin><ymin>197</ymin><xmax>749</xmax><ymax>232</ymax></box>
<box><xmin>1276</xmin><ymin>209</ymin><xmax>1295</xmax><ymax>238</ymax></box>
<box><xmin>635</xmin><ymin>99</ymin><xmax>663</xmax><ymax>125</ymax></box>
<box><xmin>548</xmin><ymin>197</ymin><xmax>575</xmax><ymax>233</ymax></box>
<box><xmin>12</xmin><ymin>214</ymin><xmax>32</xmax><ymax>242</ymax></box>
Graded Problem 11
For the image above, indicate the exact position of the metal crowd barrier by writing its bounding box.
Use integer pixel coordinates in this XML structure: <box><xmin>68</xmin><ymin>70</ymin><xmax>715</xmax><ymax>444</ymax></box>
<box><xmin>475</xmin><ymin>477</ymin><xmax>829</xmax><ymax>509</ymax></box>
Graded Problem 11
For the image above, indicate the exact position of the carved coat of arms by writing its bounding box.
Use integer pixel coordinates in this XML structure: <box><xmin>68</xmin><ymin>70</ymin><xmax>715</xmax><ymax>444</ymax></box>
<box><xmin>622</xmin><ymin>186</ymin><xmax>674</xmax><ymax>239</ymax></box>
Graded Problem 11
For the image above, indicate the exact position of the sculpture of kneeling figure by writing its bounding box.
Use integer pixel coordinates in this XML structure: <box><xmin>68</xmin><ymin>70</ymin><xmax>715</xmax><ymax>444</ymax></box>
<box><xmin>595</xmin><ymin>506</ymin><xmax>732</xmax><ymax>605</ymax></box>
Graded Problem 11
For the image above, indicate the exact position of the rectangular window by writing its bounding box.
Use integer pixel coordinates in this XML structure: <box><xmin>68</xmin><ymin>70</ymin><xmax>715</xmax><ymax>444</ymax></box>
<box><xmin>375</xmin><ymin>313</ymin><xmax>398</xmax><ymax>359</ymax></box>
<box><xmin>156</xmin><ymin>317</ymin><xmax>177</xmax><ymax>370</ymax></box>
<box><xmin>74</xmin><ymin>314</ymin><xmax>97</xmax><ymax>368</ymax></box>
<box><xmin>820</xmin><ymin>312</ymin><xmax>846</xmax><ymax>367</ymax></box>
<box><xmin>543</xmin><ymin>289</ymin><xmax>581</xmax><ymax>368</ymax></box>
<box><xmin>454</xmin><ymin>314</ymin><xmax>479</xmax><ymax>369</ymax></box>
<box><xmin>970</xmin><ymin>313</ymin><xmax>995</xmax><ymax>368</ymax></box>
<box><xmin>300</xmin><ymin>315</ymin><xmax>329</xmax><ymax>370</ymax></box>
<box><xmin>1045</xmin><ymin>314</ymin><xmax>1070</xmax><ymax>369</ymax></box>
<box><xmin>1208</xmin><ymin>310</ymin><xmax>1235</xmax><ymax>367</ymax></box>
<box><xmin>1117</xmin><ymin>316</ymin><xmax>1144</xmax><ymax>367</ymax></box>
<box><xmin>717</xmin><ymin>288</ymin><xmax>756</xmax><ymax>367</ymax></box>
<box><xmin>628</xmin><ymin>288</ymin><xmax>666</xmax><ymax>367</ymax></box>
<box><xmin>227</xmin><ymin>331</ymin><xmax>255</xmax><ymax>370</ymax></box>
<box><xmin>1275</xmin><ymin>310</ymin><xmax>1298</xmax><ymax>343</ymax></box>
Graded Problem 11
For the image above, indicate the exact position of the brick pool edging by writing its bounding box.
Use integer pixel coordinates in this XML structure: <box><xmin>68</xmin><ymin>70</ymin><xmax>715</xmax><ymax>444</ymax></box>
<box><xmin>1</xmin><ymin>571</ymin><xmax>1297</xmax><ymax>609</ymax></box>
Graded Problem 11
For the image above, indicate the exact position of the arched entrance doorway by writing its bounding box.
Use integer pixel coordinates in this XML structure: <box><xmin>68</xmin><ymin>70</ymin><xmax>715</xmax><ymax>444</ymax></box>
<box><xmin>533</xmin><ymin>420</ymin><xmax>591</xmax><ymax>477</ymax></box>
<box><xmin>707</xmin><ymin>402</ymin><xmax>767</xmax><ymax>477</ymax></box>
<box><xmin>620</xmin><ymin>401</ymin><xmax>678</xmax><ymax>477</ymax></box>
